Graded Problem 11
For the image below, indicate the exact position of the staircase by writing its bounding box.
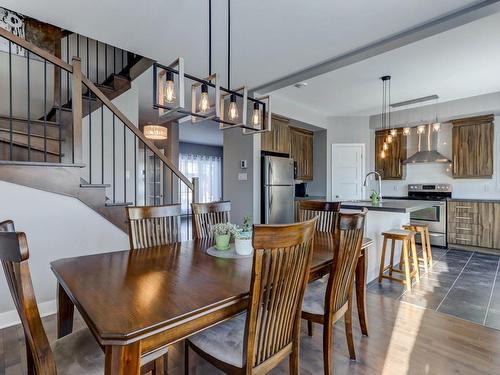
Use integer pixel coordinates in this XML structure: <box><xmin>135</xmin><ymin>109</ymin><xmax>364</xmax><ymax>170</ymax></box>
<box><xmin>0</xmin><ymin>28</ymin><xmax>198</xmax><ymax>234</ymax></box>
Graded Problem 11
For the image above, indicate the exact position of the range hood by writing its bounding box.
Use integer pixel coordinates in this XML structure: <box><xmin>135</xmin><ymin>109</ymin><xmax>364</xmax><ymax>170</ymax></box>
<box><xmin>403</xmin><ymin>123</ymin><xmax>451</xmax><ymax>164</ymax></box>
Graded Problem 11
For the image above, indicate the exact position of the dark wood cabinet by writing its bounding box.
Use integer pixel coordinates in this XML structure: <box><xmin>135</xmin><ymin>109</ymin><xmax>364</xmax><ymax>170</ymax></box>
<box><xmin>451</xmin><ymin>115</ymin><xmax>494</xmax><ymax>178</ymax></box>
<box><xmin>375</xmin><ymin>129</ymin><xmax>406</xmax><ymax>180</ymax></box>
<box><xmin>290</xmin><ymin>127</ymin><xmax>313</xmax><ymax>180</ymax></box>
<box><xmin>261</xmin><ymin>115</ymin><xmax>290</xmax><ymax>155</ymax></box>
<box><xmin>448</xmin><ymin>200</ymin><xmax>499</xmax><ymax>250</ymax></box>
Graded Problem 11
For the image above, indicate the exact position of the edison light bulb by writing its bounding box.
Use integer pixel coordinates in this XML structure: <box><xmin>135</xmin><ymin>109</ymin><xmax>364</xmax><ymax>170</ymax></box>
<box><xmin>383</xmin><ymin>142</ymin><xmax>389</xmax><ymax>151</ymax></box>
<box><xmin>417</xmin><ymin>125</ymin><xmax>426</xmax><ymax>134</ymax></box>
<box><xmin>228</xmin><ymin>94</ymin><xmax>239</xmax><ymax>120</ymax></box>
<box><xmin>432</xmin><ymin>122</ymin><xmax>441</xmax><ymax>132</ymax></box>
<box><xmin>199</xmin><ymin>84</ymin><xmax>210</xmax><ymax>112</ymax></box>
<box><xmin>252</xmin><ymin>103</ymin><xmax>260</xmax><ymax>126</ymax></box>
<box><xmin>403</xmin><ymin>127</ymin><xmax>411</xmax><ymax>136</ymax></box>
<box><xmin>386</xmin><ymin>134</ymin><xmax>393</xmax><ymax>144</ymax></box>
<box><xmin>163</xmin><ymin>71</ymin><xmax>176</xmax><ymax>103</ymax></box>
<box><xmin>390</xmin><ymin>129</ymin><xmax>397</xmax><ymax>137</ymax></box>
<box><xmin>380</xmin><ymin>150</ymin><xmax>386</xmax><ymax>159</ymax></box>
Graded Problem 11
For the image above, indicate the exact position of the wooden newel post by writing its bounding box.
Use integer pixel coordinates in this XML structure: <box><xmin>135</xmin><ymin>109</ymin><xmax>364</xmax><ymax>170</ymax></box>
<box><xmin>191</xmin><ymin>177</ymin><xmax>200</xmax><ymax>239</ymax></box>
<box><xmin>71</xmin><ymin>57</ymin><xmax>83</xmax><ymax>163</ymax></box>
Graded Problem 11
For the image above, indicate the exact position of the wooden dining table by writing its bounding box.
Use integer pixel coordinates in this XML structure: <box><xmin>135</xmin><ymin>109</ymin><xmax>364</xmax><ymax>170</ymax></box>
<box><xmin>51</xmin><ymin>233</ymin><xmax>373</xmax><ymax>374</ymax></box>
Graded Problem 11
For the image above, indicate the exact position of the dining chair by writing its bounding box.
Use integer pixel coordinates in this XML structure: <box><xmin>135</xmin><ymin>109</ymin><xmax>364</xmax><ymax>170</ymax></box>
<box><xmin>191</xmin><ymin>201</ymin><xmax>231</xmax><ymax>239</ymax></box>
<box><xmin>127</xmin><ymin>204</ymin><xmax>182</xmax><ymax>249</ymax></box>
<box><xmin>301</xmin><ymin>211</ymin><xmax>366</xmax><ymax>375</ymax></box>
<box><xmin>185</xmin><ymin>217</ymin><xmax>318</xmax><ymax>374</ymax></box>
<box><xmin>0</xmin><ymin>229</ymin><xmax>168</xmax><ymax>375</ymax></box>
<box><xmin>298</xmin><ymin>200</ymin><xmax>341</xmax><ymax>232</ymax></box>
<box><xmin>0</xmin><ymin>219</ymin><xmax>15</xmax><ymax>232</ymax></box>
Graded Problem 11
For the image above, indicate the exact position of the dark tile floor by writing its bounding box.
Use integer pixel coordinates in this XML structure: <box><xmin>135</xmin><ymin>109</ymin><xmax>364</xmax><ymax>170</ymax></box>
<box><xmin>368</xmin><ymin>246</ymin><xmax>500</xmax><ymax>330</ymax></box>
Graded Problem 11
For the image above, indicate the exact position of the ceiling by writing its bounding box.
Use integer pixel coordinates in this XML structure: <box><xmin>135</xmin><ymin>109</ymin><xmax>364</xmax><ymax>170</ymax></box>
<box><xmin>2</xmin><ymin>0</ymin><xmax>482</xmax><ymax>91</ymax></box>
<box><xmin>272</xmin><ymin>11</ymin><xmax>500</xmax><ymax>116</ymax></box>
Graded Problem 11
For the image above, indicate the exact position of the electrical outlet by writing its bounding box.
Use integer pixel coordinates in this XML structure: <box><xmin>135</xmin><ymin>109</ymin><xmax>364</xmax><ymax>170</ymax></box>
<box><xmin>238</xmin><ymin>173</ymin><xmax>248</xmax><ymax>181</ymax></box>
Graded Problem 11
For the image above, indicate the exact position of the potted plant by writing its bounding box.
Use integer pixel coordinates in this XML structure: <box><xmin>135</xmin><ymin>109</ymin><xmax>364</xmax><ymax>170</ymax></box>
<box><xmin>240</xmin><ymin>215</ymin><xmax>252</xmax><ymax>237</ymax></box>
<box><xmin>212</xmin><ymin>223</ymin><xmax>235</xmax><ymax>250</ymax></box>
<box><xmin>233</xmin><ymin>229</ymin><xmax>253</xmax><ymax>256</ymax></box>
<box><xmin>370</xmin><ymin>190</ymin><xmax>380</xmax><ymax>205</ymax></box>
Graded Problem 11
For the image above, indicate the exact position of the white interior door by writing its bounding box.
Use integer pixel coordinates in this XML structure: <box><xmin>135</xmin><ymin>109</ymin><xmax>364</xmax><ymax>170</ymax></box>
<box><xmin>331</xmin><ymin>144</ymin><xmax>364</xmax><ymax>200</ymax></box>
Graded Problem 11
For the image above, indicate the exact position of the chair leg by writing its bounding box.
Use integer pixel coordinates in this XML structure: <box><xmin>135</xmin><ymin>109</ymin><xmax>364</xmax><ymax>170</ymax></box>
<box><xmin>410</xmin><ymin>237</ymin><xmax>420</xmax><ymax>282</ymax></box>
<box><xmin>323</xmin><ymin>321</ymin><xmax>333</xmax><ymax>375</ymax></box>
<box><xmin>419</xmin><ymin>229</ymin><xmax>429</xmax><ymax>272</ymax></box>
<box><xmin>345</xmin><ymin>295</ymin><xmax>356</xmax><ymax>360</ymax></box>
<box><xmin>378</xmin><ymin>236</ymin><xmax>388</xmax><ymax>283</ymax></box>
<box><xmin>402</xmin><ymin>240</ymin><xmax>412</xmax><ymax>292</ymax></box>
<box><xmin>184</xmin><ymin>341</ymin><xmax>190</xmax><ymax>375</ymax></box>
<box><xmin>308</xmin><ymin>320</ymin><xmax>314</xmax><ymax>336</ymax></box>
<box><xmin>290</xmin><ymin>337</ymin><xmax>300</xmax><ymax>375</ymax></box>
<box><xmin>425</xmin><ymin>228</ymin><xmax>433</xmax><ymax>266</ymax></box>
<box><xmin>389</xmin><ymin>239</ymin><xmax>396</xmax><ymax>275</ymax></box>
<box><xmin>153</xmin><ymin>356</ymin><xmax>165</xmax><ymax>375</ymax></box>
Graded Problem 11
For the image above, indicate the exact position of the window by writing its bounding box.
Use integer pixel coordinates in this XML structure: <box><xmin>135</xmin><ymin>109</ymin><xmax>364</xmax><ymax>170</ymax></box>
<box><xmin>179</xmin><ymin>153</ymin><xmax>222</xmax><ymax>214</ymax></box>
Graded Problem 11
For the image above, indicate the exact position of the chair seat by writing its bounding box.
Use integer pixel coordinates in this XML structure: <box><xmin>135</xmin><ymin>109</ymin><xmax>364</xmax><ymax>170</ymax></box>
<box><xmin>302</xmin><ymin>278</ymin><xmax>328</xmax><ymax>315</ymax></box>
<box><xmin>188</xmin><ymin>313</ymin><xmax>246</xmax><ymax>368</ymax></box>
<box><xmin>382</xmin><ymin>228</ymin><xmax>414</xmax><ymax>237</ymax></box>
<box><xmin>52</xmin><ymin>328</ymin><xmax>168</xmax><ymax>374</ymax></box>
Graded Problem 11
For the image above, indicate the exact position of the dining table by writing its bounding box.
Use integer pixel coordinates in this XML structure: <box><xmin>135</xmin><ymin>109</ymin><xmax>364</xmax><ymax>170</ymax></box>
<box><xmin>51</xmin><ymin>232</ymin><xmax>373</xmax><ymax>374</ymax></box>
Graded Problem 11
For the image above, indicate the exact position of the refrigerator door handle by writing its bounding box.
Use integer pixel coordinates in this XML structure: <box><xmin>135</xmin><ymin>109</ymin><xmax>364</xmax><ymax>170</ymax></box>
<box><xmin>269</xmin><ymin>189</ymin><xmax>274</xmax><ymax>215</ymax></box>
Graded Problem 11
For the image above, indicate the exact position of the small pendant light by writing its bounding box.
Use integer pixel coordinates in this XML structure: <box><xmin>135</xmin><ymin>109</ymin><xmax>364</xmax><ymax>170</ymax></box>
<box><xmin>163</xmin><ymin>71</ymin><xmax>176</xmax><ymax>103</ymax></box>
<box><xmin>252</xmin><ymin>102</ymin><xmax>260</xmax><ymax>126</ymax></box>
<box><xmin>228</xmin><ymin>94</ymin><xmax>239</xmax><ymax>120</ymax></box>
<box><xmin>199</xmin><ymin>83</ymin><xmax>210</xmax><ymax>112</ymax></box>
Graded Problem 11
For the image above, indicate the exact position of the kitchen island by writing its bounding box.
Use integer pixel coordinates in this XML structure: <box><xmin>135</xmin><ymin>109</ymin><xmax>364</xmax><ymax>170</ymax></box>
<box><xmin>341</xmin><ymin>199</ymin><xmax>436</xmax><ymax>282</ymax></box>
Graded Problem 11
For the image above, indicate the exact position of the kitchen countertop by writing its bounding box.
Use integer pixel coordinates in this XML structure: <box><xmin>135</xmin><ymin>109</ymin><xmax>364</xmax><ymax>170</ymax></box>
<box><xmin>294</xmin><ymin>196</ymin><xmax>326</xmax><ymax>201</ymax></box>
<box><xmin>341</xmin><ymin>199</ymin><xmax>435</xmax><ymax>213</ymax></box>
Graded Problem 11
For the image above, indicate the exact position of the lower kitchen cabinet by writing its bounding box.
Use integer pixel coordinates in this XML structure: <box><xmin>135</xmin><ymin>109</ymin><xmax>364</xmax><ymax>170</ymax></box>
<box><xmin>448</xmin><ymin>200</ymin><xmax>498</xmax><ymax>250</ymax></box>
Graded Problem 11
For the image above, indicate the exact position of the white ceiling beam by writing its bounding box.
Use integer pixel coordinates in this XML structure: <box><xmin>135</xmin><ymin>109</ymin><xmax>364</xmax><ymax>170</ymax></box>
<box><xmin>252</xmin><ymin>0</ymin><xmax>500</xmax><ymax>94</ymax></box>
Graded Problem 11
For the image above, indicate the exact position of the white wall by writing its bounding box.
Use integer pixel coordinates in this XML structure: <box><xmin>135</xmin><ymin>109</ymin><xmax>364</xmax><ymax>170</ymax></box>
<box><xmin>0</xmin><ymin>180</ymin><xmax>129</xmax><ymax>326</ymax></box>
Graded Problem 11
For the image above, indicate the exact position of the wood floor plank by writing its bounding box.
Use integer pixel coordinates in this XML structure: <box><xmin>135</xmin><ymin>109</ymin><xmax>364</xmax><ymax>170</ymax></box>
<box><xmin>1</xmin><ymin>293</ymin><xmax>499</xmax><ymax>374</ymax></box>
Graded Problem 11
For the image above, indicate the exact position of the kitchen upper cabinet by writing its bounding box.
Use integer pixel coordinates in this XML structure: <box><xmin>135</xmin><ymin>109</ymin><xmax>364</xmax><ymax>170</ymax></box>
<box><xmin>261</xmin><ymin>115</ymin><xmax>290</xmax><ymax>154</ymax></box>
<box><xmin>375</xmin><ymin>129</ymin><xmax>406</xmax><ymax>180</ymax></box>
<box><xmin>290</xmin><ymin>127</ymin><xmax>313</xmax><ymax>180</ymax></box>
<box><xmin>451</xmin><ymin>115</ymin><xmax>494</xmax><ymax>178</ymax></box>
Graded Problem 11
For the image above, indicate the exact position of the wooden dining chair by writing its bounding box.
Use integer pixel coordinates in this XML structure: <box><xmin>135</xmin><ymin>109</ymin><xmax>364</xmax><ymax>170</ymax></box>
<box><xmin>191</xmin><ymin>201</ymin><xmax>231</xmax><ymax>239</ymax></box>
<box><xmin>301</xmin><ymin>211</ymin><xmax>366</xmax><ymax>375</ymax></box>
<box><xmin>127</xmin><ymin>204</ymin><xmax>182</xmax><ymax>249</ymax></box>
<box><xmin>185</xmin><ymin>217</ymin><xmax>318</xmax><ymax>374</ymax></box>
<box><xmin>0</xmin><ymin>229</ymin><xmax>168</xmax><ymax>375</ymax></box>
<box><xmin>298</xmin><ymin>200</ymin><xmax>341</xmax><ymax>232</ymax></box>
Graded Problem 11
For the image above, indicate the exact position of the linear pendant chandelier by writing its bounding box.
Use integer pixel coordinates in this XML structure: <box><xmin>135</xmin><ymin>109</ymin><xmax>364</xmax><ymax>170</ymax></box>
<box><xmin>152</xmin><ymin>1</ymin><xmax>271</xmax><ymax>136</ymax></box>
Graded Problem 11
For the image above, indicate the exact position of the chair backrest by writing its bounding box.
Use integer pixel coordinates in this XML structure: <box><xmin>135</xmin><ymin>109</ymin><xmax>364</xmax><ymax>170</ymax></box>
<box><xmin>243</xmin><ymin>218</ymin><xmax>317</xmax><ymax>370</ymax></box>
<box><xmin>0</xmin><ymin>226</ymin><xmax>57</xmax><ymax>375</ymax></box>
<box><xmin>126</xmin><ymin>204</ymin><xmax>182</xmax><ymax>249</ymax></box>
<box><xmin>325</xmin><ymin>211</ymin><xmax>366</xmax><ymax>318</ymax></box>
<box><xmin>191</xmin><ymin>201</ymin><xmax>231</xmax><ymax>239</ymax></box>
<box><xmin>298</xmin><ymin>200</ymin><xmax>341</xmax><ymax>232</ymax></box>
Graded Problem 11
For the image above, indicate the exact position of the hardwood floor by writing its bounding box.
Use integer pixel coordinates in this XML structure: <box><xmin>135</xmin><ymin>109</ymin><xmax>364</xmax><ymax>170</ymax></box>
<box><xmin>1</xmin><ymin>292</ymin><xmax>500</xmax><ymax>374</ymax></box>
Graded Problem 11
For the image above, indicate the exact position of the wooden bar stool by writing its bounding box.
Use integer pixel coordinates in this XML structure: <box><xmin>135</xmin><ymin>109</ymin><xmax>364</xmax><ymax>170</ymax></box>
<box><xmin>378</xmin><ymin>229</ymin><xmax>420</xmax><ymax>291</ymax></box>
<box><xmin>403</xmin><ymin>224</ymin><xmax>433</xmax><ymax>272</ymax></box>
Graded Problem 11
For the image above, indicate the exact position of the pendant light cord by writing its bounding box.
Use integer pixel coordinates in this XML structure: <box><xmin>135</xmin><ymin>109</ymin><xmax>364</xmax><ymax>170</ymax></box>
<box><xmin>209</xmin><ymin>0</ymin><xmax>212</xmax><ymax>75</ymax></box>
<box><xmin>227</xmin><ymin>0</ymin><xmax>231</xmax><ymax>89</ymax></box>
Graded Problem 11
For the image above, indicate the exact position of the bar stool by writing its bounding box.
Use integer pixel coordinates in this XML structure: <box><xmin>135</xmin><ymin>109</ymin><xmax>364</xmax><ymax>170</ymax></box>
<box><xmin>403</xmin><ymin>224</ymin><xmax>433</xmax><ymax>272</ymax></box>
<box><xmin>378</xmin><ymin>229</ymin><xmax>420</xmax><ymax>291</ymax></box>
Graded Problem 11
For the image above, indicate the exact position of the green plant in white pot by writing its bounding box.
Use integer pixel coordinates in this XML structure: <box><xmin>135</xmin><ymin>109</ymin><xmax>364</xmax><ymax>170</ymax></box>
<box><xmin>212</xmin><ymin>223</ymin><xmax>236</xmax><ymax>250</ymax></box>
<box><xmin>233</xmin><ymin>229</ymin><xmax>253</xmax><ymax>256</ymax></box>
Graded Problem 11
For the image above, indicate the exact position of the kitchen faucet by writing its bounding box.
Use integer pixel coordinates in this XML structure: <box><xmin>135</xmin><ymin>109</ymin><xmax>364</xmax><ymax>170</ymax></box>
<box><xmin>363</xmin><ymin>171</ymin><xmax>382</xmax><ymax>201</ymax></box>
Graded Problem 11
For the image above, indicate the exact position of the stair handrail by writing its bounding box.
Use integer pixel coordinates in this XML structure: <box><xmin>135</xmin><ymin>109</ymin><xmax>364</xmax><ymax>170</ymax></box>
<box><xmin>0</xmin><ymin>27</ymin><xmax>72</xmax><ymax>73</ymax></box>
<box><xmin>0</xmin><ymin>28</ymin><xmax>193</xmax><ymax>191</ymax></box>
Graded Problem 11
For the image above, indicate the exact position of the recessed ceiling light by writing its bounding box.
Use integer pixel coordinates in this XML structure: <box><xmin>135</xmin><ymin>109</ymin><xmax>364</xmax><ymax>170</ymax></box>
<box><xmin>294</xmin><ymin>82</ymin><xmax>308</xmax><ymax>88</ymax></box>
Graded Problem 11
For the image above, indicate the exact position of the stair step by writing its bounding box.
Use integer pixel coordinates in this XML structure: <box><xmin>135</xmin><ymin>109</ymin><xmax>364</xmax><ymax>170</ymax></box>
<box><xmin>0</xmin><ymin>138</ymin><xmax>63</xmax><ymax>156</ymax></box>
<box><xmin>105</xmin><ymin>201</ymin><xmax>133</xmax><ymax>207</ymax></box>
<box><xmin>80</xmin><ymin>183</ymin><xmax>111</xmax><ymax>188</ymax></box>
<box><xmin>0</xmin><ymin>160</ymin><xmax>84</xmax><ymax>167</ymax></box>
<box><xmin>0</xmin><ymin>128</ymin><xmax>63</xmax><ymax>141</ymax></box>
<box><xmin>0</xmin><ymin>114</ymin><xmax>59</xmax><ymax>127</ymax></box>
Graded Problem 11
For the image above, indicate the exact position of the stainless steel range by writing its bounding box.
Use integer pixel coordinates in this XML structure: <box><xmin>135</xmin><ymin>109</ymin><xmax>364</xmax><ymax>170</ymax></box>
<box><xmin>387</xmin><ymin>183</ymin><xmax>452</xmax><ymax>247</ymax></box>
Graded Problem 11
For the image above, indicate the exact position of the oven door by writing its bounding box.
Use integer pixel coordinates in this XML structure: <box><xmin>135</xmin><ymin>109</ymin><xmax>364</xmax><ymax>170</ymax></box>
<box><xmin>410</xmin><ymin>202</ymin><xmax>445</xmax><ymax>234</ymax></box>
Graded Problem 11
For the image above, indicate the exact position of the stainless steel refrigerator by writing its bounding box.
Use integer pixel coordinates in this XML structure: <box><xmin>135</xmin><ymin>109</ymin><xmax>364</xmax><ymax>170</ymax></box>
<box><xmin>262</xmin><ymin>155</ymin><xmax>295</xmax><ymax>224</ymax></box>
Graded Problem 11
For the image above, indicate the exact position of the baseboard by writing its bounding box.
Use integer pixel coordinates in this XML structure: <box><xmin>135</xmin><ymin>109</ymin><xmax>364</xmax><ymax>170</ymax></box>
<box><xmin>0</xmin><ymin>299</ymin><xmax>56</xmax><ymax>329</ymax></box>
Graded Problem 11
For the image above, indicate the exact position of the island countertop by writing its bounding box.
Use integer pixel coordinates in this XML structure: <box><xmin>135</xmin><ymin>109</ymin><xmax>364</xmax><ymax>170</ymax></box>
<box><xmin>341</xmin><ymin>199</ymin><xmax>435</xmax><ymax>213</ymax></box>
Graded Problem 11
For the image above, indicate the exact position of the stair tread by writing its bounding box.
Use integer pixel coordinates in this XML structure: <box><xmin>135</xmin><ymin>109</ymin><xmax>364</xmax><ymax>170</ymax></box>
<box><xmin>0</xmin><ymin>138</ymin><xmax>63</xmax><ymax>156</ymax></box>
<box><xmin>105</xmin><ymin>201</ymin><xmax>134</xmax><ymax>207</ymax></box>
<box><xmin>80</xmin><ymin>183</ymin><xmax>111</xmax><ymax>188</ymax></box>
<box><xmin>0</xmin><ymin>160</ymin><xmax>84</xmax><ymax>167</ymax></box>
<box><xmin>0</xmin><ymin>114</ymin><xmax>59</xmax><ymax>126</ymax></box>
<box><xmin>0</xmin><ymin>128</ymin><xmax>63</xmax><ymax>141</ymax></box>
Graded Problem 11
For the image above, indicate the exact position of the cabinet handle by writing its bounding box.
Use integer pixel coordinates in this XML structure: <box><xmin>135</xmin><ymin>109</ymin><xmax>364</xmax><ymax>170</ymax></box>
<box><xmin>399</xmin><ymin>159</ymin><xmax>401</xmax><ymax>175</ymax></box>
<box><xmin>455</xmin><ymin>216</ymin><xmax>471</xmax><ymax>220</ymax></box>
<box><xmin>456</xmin><ymin>227</ymin><xmax>471</xmax><ymax>231</ymax></box>
<box><xmin>456</xmin><ymin>237</ymin><xmax>471</xmax><ymax>242</ymax></box>
<box><xmin>456</xmin><ymin>206</ymin><xmax>472</xmax><ymax>209</ymax></box>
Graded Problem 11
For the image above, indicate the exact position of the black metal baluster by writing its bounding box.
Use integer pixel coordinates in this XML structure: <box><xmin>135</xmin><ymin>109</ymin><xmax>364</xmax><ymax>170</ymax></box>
<box><xmin>121</xmin><ymin>49</ymin><xmax>124</xmax><ymax>72</ymax></box>
<box><xmin>27</xmin><ymin>51</ymin><xmax>31</xmax><ymax>161</ymax></box>
<box><xmin>170</xmin><ymin>171</ymin><xmax>174</xmax><ymax>204</ymax></box>
<box><xmin>86</xmin><ymin>37</ymin><xmax>90</xmax><ymax>78</ymax></box>
<box><xmin>66</xmin><ymin>36</ymin><xmax>69</xmax><ymax>103</ymax></box>
<box><xmin>77</xmin><ymin>34</ymin><xmax>80</xmax><ymax>58</ymax></box>
<box><xmin>8</xmin><ymin>41</ymin><xmax>12</xmax><ymax>160</ymax></box>
<box><xmin>144</xmin><ymin>144</ymin><xmax>147</xmax><ymax>205</ymax></box>
<box><xmin>134</xmin><ymin>137</ymin><xmax>137</xmax><ymax>205</ymax></box>
<box><xmin>101</xmin><ymin>105</ymin><xmax>104</xmax><ymax>184</ymax></box>
<box><xmin>123</xmin><ymin>122</ymin><xmax>126</xmax><ymax>203</ymax></box>
<box><xmin>104</xmin><ymin>44</ymin><xmax>108</xmax><ymax>81</ymax></box>
<box><xmin>88</xmin><ymin>84</ymin><xmax>92</xmax><ymax>183</ymax></box>
<box><xmin>153</xmin><ymin>154</ymin><xmax>157</xmax><ymax>205</ymax></box>
<box><xmin>59</xmin><ymin>67</ymin><xmax>62</xmax><ymax>163</ymax></box>
<box><xmin>112</xmin><ymin>114</ymin><xmax>116</xmax><ymax>203</ymax></box>
<box><xmin>43</xmin><ymin>60</ymin><xmax>47</xmax><ymax>162</ymax></box>
<box><xmin>94</xmin><ymin>40</ymin><xmax>98</xmax><ymax>83</ymax></box>
<box><xmin>113</xmin><ymin>47</ymin><xmax>117</xmax><ymax>74</ymax></box>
